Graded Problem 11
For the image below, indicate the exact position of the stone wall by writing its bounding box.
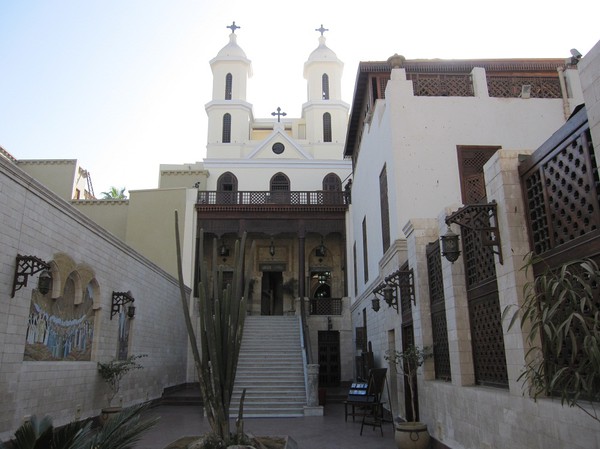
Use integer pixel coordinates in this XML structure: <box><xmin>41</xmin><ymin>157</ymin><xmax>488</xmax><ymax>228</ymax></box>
<box><xmin>0</xmin><ymin>157</ymin><xmax>189</xmax><ymax>441</ymax></box>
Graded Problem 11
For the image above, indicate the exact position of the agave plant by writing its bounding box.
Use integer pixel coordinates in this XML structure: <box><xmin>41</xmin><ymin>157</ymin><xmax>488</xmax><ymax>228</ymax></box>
<box><xmin>503</xmin><ymin>256</ymin><xmax>600</xmax><ymax>423</ymax></box>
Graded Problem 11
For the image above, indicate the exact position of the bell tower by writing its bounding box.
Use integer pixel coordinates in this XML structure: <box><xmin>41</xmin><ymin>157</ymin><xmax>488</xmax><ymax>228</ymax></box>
<box><xmin>205</xmin><ymin>22</ymin><xmax>253</xmax><ymax>158</ymax></box>
<box><xmin>302</xmin><ymin>25</ymin><xmax>349</xmax><ymax>147</ymax></box>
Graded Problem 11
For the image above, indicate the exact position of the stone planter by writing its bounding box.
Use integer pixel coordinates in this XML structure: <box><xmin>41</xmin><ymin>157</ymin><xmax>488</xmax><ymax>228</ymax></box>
<box><xmin>394</xmin><ymin>422</ymin><xmax>430</xmax><ymax>449</ymax></box>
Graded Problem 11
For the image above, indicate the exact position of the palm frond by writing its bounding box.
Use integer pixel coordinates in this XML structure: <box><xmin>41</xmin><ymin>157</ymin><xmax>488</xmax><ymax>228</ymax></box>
<box><xmin>85</xmin><ymin>404</ymin><xmax>159</xmax><ymax>449</ymax></box>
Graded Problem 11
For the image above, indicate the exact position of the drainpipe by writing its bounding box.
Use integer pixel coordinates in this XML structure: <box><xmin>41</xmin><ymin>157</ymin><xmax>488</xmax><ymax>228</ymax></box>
<box><xmin>557</xmin><ymin>66</ymin><xmax>571</xmax><ymax>120</ymax></box>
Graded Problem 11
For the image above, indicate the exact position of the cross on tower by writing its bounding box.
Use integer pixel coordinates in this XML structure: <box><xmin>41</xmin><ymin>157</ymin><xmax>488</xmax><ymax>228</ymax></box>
<box><xmin>227</xmin><ymin>21</ymin><xmax>240</xmax><ymax>34</ymax></box>
<box><xmin>315</xmin><ymin>24</ymin><xmax>329</xmax><ymax>36</ymax></box>
<box><xmin>271</xmin><ymin>107</ymin><xmax>287</xmax><ymax>122</ymax></box>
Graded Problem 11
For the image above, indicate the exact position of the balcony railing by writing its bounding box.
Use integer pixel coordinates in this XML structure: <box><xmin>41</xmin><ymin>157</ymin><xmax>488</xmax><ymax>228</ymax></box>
<box><xmin>197</xmin><ymin>190</ymin><xmax>348</xmax><ymax>207</ymax></box>
<box><xmin>309</xmin><ymin>298</ymin><xmax>342</xmax><ymax>315</ymax></box>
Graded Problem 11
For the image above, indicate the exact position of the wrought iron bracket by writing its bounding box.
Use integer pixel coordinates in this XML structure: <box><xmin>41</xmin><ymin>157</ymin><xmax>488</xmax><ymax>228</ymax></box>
<box><xmin>11</xmin><ymin>254</ymin><xmax>50</xmax><ymax>298</ymax></box>
<box><xmin>445</xmin><ymin>201</ymin><xmax>503</xmax><ymax>264</ymax></box>
<box><xmin>372</xmin><ymin>268</ymin><xmax>415</xmax><ymax>313</ymax></box>
<box><xmin>111</xmin><ymin>291</ymin><xmax>135</xmax><ymax>319</ymax></box>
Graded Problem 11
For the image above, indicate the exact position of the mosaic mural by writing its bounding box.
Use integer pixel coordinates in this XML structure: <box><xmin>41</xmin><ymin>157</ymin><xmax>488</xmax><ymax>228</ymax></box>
<box><xmin>24</xmin><ymin>277</ymin><xmax>95</xmax><ymax>361</ymax></box>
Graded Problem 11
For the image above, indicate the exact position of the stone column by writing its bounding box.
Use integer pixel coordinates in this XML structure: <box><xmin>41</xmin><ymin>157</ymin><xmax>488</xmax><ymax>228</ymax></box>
<box><xmin>304</xmin><ymin>364</ymin><xmax>324</xmax><ymax>416</ymax></box>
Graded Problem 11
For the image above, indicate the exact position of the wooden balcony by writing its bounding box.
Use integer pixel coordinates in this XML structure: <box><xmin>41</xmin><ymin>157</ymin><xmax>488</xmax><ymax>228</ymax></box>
<box><xmin>197</xmin><ymin>190</ymin><xmax>349</xmax><ymax>212</ymax></box>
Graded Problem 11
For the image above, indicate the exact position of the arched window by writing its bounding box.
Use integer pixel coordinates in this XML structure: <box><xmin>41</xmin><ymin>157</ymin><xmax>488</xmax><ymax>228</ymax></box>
<box><xmin>217</xmin><ymin>172</ymin><xmax>237</xmax><ymax>204</ymax></box>
<box><xmin>225</xmin><ymin>73</ymin><xmax>232</xmax><ymax>100</ymax></box>
<box><xmin>322</xmin><ymin>74</ymin><xmax>330</xmax><ymax>100</ymax></box>
<box><xmin>217</xmin><ymin>172</ymin><xmax>238</xmax><ymax>191</ymax></box>
<box><xmin>322</xmin><ymin>173</ymin><xmax>341</xmax><ymax>191</ymax></box>
<box><xmin>323</xmin><ymin>113</ymin><xmax>332</xmax><ymax>142</ymax></box>
<box><xmin>270</xmin><ymin>172</ymin><xmax>290</xmax><ymax>191</ymax></box>
<box><xmin>322</xmin><ymin>173</ymin><xmax>342</xmax><ymax>204</ymax></box>
<box><xmin>269</xmin><ymin>172</ymin><xmax>290</xmax><ymax>203</ymax></box>
<box><xmin>222</xmin><ymin>113</ymin><xmax>231</xmax><ymax>143</ymax></box>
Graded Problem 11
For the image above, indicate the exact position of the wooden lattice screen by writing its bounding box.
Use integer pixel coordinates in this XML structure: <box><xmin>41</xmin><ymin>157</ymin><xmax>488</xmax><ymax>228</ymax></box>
<box><xmin>519</xmin><ymin>106</ymin><xmax>600</xmax><ymax>394</ymax></box>
<box><xmin>407</xmin><ymin>73</ymin><xmax>474</xmax><ymax>97</ymax></box>
<box><xmin>427</xmin><ymin>241</ymin><xmax>451</xmax><ymax>381</ymax></box>
<box><xmin>487</xmin><ymin>76</ymin><xmax>562</xmax><ymax>98</ymax></box>
<box><xmin>519</xmin><ymin>106</ymin><xmax>600</xmax><ymax>265</ymax></box>
<box><xmin>457</xmin><ymin>147</ymin><xmax>508</xmax><ymax>387</ymax></box>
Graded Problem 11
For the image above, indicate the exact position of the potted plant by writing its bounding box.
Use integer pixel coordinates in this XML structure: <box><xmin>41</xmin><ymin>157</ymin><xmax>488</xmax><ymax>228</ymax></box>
<box><xmin>503</xmin><ymin>256</ymin><xmax>600</xmax><ymax>423</ymax></box>
<box><xmin>385</xmin><ymin>345</ymin><xmax>432</xmax><ymax>449</ymax></box>
<box><xmin>97</xmin><ymin>354</ymin><xmax>146</xmax><ymax>423</ymax></box>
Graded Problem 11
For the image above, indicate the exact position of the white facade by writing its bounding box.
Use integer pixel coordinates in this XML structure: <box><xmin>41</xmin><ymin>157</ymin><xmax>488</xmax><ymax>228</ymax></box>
<box><xmin>345</xmin><ymin>48</ymin><xmax>600</xmax><ymax>449</ymax></box>
<box><xmin>203</xmin><ymin>29</ymin><xmax>351</xmax><ymax>190</ymax></box>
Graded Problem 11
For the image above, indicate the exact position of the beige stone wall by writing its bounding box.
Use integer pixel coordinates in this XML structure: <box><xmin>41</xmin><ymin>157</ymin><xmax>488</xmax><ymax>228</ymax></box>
<box><xmin>159</xmin><ymin>163</ymin><xmax>207</xmax><ymax>190</ymax></box>
<box><xmin>16</xmin><ymin>159</ymin><xmax>78</xmax><ymax>200</ymax></box>
<box><xmin>125</xmin><ymin>188</ymin><xmax>197</xmax><ymax>283</ymax></box>
<box><xmin>72</xmin><ymin>200</ymin><xmax>129</xmax><ymax>241</ymax></box>
<box><xmin>0</xmin><ymin>157</ymin><xmax>188</xmax><ymax>441</ymax></box>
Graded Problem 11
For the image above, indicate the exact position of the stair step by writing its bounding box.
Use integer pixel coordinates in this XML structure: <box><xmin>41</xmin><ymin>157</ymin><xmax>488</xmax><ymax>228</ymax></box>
<box><xmin>231</xmin><ymin>316</ymin><xmax>307</xmax><ymax>417</ymax></box>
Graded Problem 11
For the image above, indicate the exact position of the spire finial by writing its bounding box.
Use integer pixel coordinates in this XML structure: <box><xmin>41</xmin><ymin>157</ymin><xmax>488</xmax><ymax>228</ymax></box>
<box><xmin>315</xmin><ymin>24</ymin><xmax>329</xmax><ymax>36</ymax></box>
<box><xmin>227</xmin><ymin>21</ymin><xmax>240</xmax><ymax>34</ymax></box>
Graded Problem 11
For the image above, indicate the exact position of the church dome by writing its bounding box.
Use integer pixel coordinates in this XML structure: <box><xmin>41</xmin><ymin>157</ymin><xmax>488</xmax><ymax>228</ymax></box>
<box><xmin>213</xmin><ymin>33</ymin><xmax>249</xmax><ymax>62</ymax></box>
<box><xmin>307</xmin><ymin>35</ymin><xmax>339</xmax><ymax>62</ymax></box>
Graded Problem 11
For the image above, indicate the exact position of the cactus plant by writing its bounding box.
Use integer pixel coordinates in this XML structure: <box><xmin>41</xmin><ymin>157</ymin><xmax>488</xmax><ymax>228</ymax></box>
<box><xmin>174</xmin><ymin>211</ymin><xmax>253</xmax><ymax>442</ymax></box>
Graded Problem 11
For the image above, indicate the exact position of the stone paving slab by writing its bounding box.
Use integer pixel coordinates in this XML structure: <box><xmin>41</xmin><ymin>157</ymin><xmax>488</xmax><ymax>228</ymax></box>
<box><xmin>134</xmin><ymin>402</ymin><xmax>396</xmax><ymax>449</ymax></box>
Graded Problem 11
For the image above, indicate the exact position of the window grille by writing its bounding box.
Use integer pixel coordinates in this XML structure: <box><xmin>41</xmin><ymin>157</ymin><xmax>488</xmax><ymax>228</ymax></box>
<box><xmin>322</xmin><ymin>73</ymin><xmax>330</xmax><ymax>99</ymax></box>
<box><xmin>225</xmin><ymin>73</ymin><xmax>232</xmax><ymax>100</ymax></box>
<box><xmin>217</xmin><ymin>172</ymin><xmax>238</xmax><ymax>204</ymax></box>
<box><xmin>322</xmin><ymin>173</ymin><xmax>341</xmax><ymax>191</ymax></box>
<box><xmin>379</xmin><ymin>165</ymin><xmax>390</xmax><ymax>252</ymax></box>
<box><xmin>222</xmin><ymin>113</ymin><xmax>231</xmax><ymax>143</ymax></box>
<box><xmin>270</xmin><ymin>173</ymin><xmax>290</xmax><ymax>191</ymax></box>
<box><xmin>323</xmin><ymin>113</ymin><xmax>332</xmax><ymax>142</ymax></box>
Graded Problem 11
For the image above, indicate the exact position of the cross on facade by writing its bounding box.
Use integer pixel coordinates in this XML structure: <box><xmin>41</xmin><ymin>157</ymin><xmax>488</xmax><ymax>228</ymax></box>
<box><xmin>227</xmin><ymin>21</ymin><xmax>240</xmax><ymax>34</ymax></box>
<box><xmin>315</xmin><ymin>24</ymin><xmax>329</xmax><ymax>36</ymax></box>
<box><xmin>271</xmin><ymin>107</ymin><xmax>287</xmax><ymax>122</ymax></box>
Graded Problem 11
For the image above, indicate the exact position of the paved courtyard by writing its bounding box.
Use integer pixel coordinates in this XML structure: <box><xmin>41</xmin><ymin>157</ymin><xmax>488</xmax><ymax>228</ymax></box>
<box><xmin>134</xmin><ymin>401</ymin><xmax>396</xmax><ymax>449</ymax></box>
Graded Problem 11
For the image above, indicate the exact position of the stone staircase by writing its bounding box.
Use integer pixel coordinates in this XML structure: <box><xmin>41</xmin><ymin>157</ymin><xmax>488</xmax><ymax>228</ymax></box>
<box><xmin>229</xmin><ymin>315</ymin><xmax>306</xmax><ymax>417</ymax></box>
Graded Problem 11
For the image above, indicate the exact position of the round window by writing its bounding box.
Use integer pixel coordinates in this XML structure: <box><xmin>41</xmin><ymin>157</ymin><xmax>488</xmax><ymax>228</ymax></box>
<box><xmin>272</xmin><ymin>142</ymin><xmax>285</xmax><ymax>154</ymax></box>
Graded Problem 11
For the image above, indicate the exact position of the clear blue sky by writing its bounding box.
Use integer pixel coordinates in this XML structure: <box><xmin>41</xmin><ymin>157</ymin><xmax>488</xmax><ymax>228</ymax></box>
<box><xmin>1</xmin><ymin>1</ymin><xmax>598</xmax><ymax>195</ymax></box>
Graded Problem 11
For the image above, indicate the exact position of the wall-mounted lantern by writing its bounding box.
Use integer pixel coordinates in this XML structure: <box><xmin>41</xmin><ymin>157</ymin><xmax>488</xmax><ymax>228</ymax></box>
<box><xmin>371</xmin><ymin>268</ymin><xmax>415</xmax><ymax>313</ymax></box>
<box><xmin>111</xmin><ymin>291</ymin><xmax>135</xmax><ymax>320</ymax></box>
<box><xmin>440</xmin><ymin>227</ymin><xmax>461</xmax><ymax>263</ymax></box>
<box><xmin>442</xmin><ymin>201</ymin><xmax>503</xmax><ymax>264</ymax></box>
<box><xmin>219</xmin><ymin>241</ymin><xmax>229</xmax><ymax>258</ymax></box>
<box><xmin>316</xmin><ymin>237</ymin><xmax>326</xmax><ymax>257</ymax></box>
<box><xmin>11</xmin><ymin>254</ymin><xmax>51</xmax><ymax>298</ymax></box>
<box><xmin>269</xmin><ymin>238</ymin><xmax>276</xmax><ymax>257</ymax></box>
<box><xmin>371</xmin><ymin>297</ymin><xmax>380</xmax><ymax>312</ymax></box>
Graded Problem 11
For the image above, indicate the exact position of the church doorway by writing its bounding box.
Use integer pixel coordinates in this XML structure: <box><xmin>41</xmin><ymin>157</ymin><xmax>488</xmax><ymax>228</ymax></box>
<box><xmin>260</xmin><ymin>271</ymin><xmax>283</xmax><ymax>315</ymax></box>
<box><xmin>318</xmin><ymin>330</ymin><xmax>340</xmax><ymax>387</ymax></box>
